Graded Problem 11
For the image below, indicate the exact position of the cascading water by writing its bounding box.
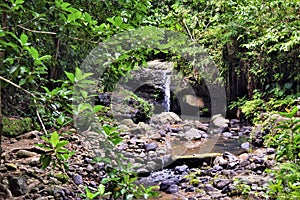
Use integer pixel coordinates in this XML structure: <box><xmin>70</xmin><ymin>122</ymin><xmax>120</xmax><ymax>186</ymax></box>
<box><xmin>163</xmin><ymin>72</ymin><xmax>171</xmax><ymax>112</ymax></box>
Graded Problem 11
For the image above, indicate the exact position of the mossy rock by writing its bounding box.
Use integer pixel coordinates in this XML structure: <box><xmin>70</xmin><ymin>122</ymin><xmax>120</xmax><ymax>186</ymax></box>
<box><xmin>2</xmin><ymin>117</ymin><xmax>33</xmax><ymax>137</ymax></box>
<box><xmin>109</xmin><ymin>89</ymin><xmax>154</xmax><ymax>123</ymax></box>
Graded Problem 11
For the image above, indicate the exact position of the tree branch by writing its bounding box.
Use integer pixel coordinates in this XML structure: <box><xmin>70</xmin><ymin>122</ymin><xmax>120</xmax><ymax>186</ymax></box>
<box><xmin>183</xmin><ymin>19</ymin><xmax>194</xmax><ymax>41</ymax></box>
<box><xmin>0</xmin><ymin>76</ymin><xmax>47</xmax><ymax>135</ymax></box>
<box><xmin>17</xmin><ymin>25</ymin><xmax>57</xmax><ymax>35</ymax></box>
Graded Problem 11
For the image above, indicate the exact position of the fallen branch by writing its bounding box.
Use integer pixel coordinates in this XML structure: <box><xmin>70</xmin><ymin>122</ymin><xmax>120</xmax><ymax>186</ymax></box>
<box><xmin>0</xmin><ymin>76</ymin><xmax>47</xmax><ymax>135</ymax></box>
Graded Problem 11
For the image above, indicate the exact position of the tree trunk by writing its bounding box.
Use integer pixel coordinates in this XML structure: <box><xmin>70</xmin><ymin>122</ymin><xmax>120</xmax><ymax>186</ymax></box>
<box><xmin>0</xmin><ymin>5</ymin><xmax>8</xmax><ymax>162</ymax></box>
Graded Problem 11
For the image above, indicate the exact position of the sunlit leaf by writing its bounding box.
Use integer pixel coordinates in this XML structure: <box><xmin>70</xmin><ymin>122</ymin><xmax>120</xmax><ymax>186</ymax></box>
<box><xmin>50</xmin><ymin>131</ymin><xmax>59</xmax><ymax>147</ymax></box>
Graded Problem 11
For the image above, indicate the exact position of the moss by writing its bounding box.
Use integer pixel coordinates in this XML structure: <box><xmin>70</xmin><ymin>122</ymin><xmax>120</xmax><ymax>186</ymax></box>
<box><xmin>123</xmin><ymin>90</ymin><xmax>154</xmax><ymax>121</ymax></box>
<box><xmin>190</xmin><ymin>178</ymin><xmax>200</xmax><ymax>186</ymax></box>
<box><xmin>54</xmin><ymin>173</ymin><xmax>69</xmax><ymax>183</ymax></box>
<box><xmin>2</xmin><ymin>117</ymin><xmax>33</xmax><ymax>137</ymax></box>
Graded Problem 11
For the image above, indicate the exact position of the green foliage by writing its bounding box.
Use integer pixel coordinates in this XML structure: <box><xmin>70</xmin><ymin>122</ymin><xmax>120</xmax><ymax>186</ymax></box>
<box><xmin>100</xmin><ymin>162</ymin><xmax>159</xmax><ymax>200</ymax></box>
<box><xmin>38</xmin><ymin>85</ymin><xmax>73</xmax><ymax>128</ymax></box>
<box><xmin>161</xmin><ymin>0</ymin><xmax>299</xmax><ymax>95</ymax></box>
<box><xmin>123</xmin><ymin>90</ymin><xmax>154</xmax><ymax>121</ymax></box>
<box><xmin>232</xmin><ymin>178</ymin><xmax>252</xmax><ymax>198</ymax></box>
<box><xmin>101</xmin><ymin>124</ymin><xmax>123</xmax><ymax>146</ymax></box>
<box><xmin>265</xmin><ymin>107</ymin><xmax>300</xmax><ymax>162</ymax></box>
<box><xmin>229</xmin><ymin>90</ymin><xmax>265</xmax><ymax>121</ymax></box>
<box><xmin>264</xmin><ymin>107</ymin><xmax>300</xmax><ymax>199</ymax></box>
<box><xmin>266</xmin><ymin>162</ymin><xmax>300</xmax><ymax>200</ymax></box>
<box><xmin>37</xmin><ymin>131</ymin><xmax>75</xmax><ymax>170</ymax></box>
<box><xmin>229</xmin><ymin>89</ymin><xmax>298</xmax><ymax>123</ymax></box>
<box><xmin>2</xmin><ymin>116</ymin><xmax>33</xmax><ymax>136</ymax></box>
<box><xmin>1</xmin><ymin>1</ymin><xmax>299</xmax><ymax>199</ymax></box>
<box><xmin>83</xmin><ymin>184</ymin><xmax>111</xmax><ymax>200</ymax></box>
<box><xmin>90</xmin><ymin>126</ymin><xmax>158</xmax><ymax>200</ymax></box>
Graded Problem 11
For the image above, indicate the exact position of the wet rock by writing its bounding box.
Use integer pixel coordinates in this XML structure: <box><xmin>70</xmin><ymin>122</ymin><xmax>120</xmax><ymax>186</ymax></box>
<box><xmin>222</xmin><ymin>132</ymin><xmax>232</xmax><ymax>138</ymax></box>
<box><xmin>266</xmin><ymin>147</ymin><xmax>276</xmax><ymax>154</ymax></box>
<box><xmin>72</xmin><ymin>174</ymin><xmax>83</xmax><ymax>185</ymax></box>
<box><xmin>241</xmin><ymin>142</ymin><xmax>250</xmax><ymax>151</ymax></box>
<box><xmin>246</xmin><ymin>163</ymin><xmax>257</xmax><ymax>170</ymax></box>
<box><xmin>146</xmin><ymin>161</ymin><xmax>157</xmax><ymax>171</ymax></box>
<box><xmin>162</xmin><ymin>154</ymin><xmax>173</xmax><ymax>165</ymax></box>
<box><xmin>185</xmin><ymin>186</ymin><xmax>195</xmax><ymax>192</ymax></box>
<box><xmin>86</xmin><ymin>164</ymin><xmax>94</xmax><ymax>172</ymax></box>
<box><xmin>145</xmin><ymin>142</ymin><xmax>158</xmax><ymax>152</ymax></box>
<box><xmin>174</xmin><ymin>165</ymin><xmax>189</xmax><ymax>174</ymax></box>
<box><xmin>213</xmin><ymin>165</ymin><xmax>223</xmax><ymax>171</ymax></box>
<box><xmin>149</xmin><ymin>133</ymin><xmax>162</xmax><ymax>141</ymax></box>
<box><xmin>213</xmin><ymin>179</ymin><xmax>232</xmax><ymax>189</ymax></box>
<box><xmin>223</xmin><ymin>152</ymin><xmax>240</xmax><ymax>168</ymax></box>
<box><xmin>221</xmin><ymin>169</ymin><xmax>237</xmax><ymax>176</ymax></box>
<box><xmin>5</xmin><ymin>163</ymin><xmax>17</xmax><ymax>171</ymax></box>
<box><xmin>213</xmin><ymin>156</ymin><xmax>228</xmax><ymax>167</ymax></box>
<box><xmin>166</xmin><ymin>184</ymin><xmax>179</xmax><ymax>194</ymax></box>
<box><xmin>204</xmin><ymin>184</ymin><xmax>217</xmax><ymax>192</ymax></box>
<box><xmin>238</xmin><ymin>153</ymin><xmax>249</xmax><ymax>162</ymax></box>
<box><xmin>120</xmin><ymin>119</ymin><xmax>134</xmax><ymax>126</ymax></box>
<box><xmin>183</xmin><ymin>128</ymin><xmax>203</xmax><ymax>140</ymax></box>
<box><xmin>218</xmin><ymin>126</ymin><xmax>230</xmax><ymax>133</ymax></box>
<box><xmin>240</xmin><ymin>126</ymin><xmax>252</xmax><ymax>135</ymax></box>
<box><xmin>9</xmin><ymin>176</ymin><xmax>27</xmax><ymax>196</ymax></box>
<box><xmin>230</xmin><ymin>119</ymin><xmax>240</xmax><ymax>126</ymax></box>
<box><xmin>160</xmin><ymin>178</ymin><xmax>179</xmax><ymax>193</ymax></box>
<box><xmin>175</xmin><ymin>153</ymin><xmax>222</xmax><ymax>168</ymax></box>
<box><xmin>137</xmin><ymin>168</ymin><xmax>149</xmax><ymax>174</ymax></box>
<box><xmin>130</xmin><ymin>127</ymin><xmax>146</xmax><ymax>136</ymax></box>
<box><xmin>211</xmin><ymin>114</ymin><xmax>229</xmax><ymax>128</ymax></box>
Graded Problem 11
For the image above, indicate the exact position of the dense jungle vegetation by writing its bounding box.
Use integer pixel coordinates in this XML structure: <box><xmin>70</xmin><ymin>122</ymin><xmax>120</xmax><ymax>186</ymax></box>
<box><xmin>0</xmin><ymin>0</ymin><xmax>299</xmax><ymax>199</ymax></box>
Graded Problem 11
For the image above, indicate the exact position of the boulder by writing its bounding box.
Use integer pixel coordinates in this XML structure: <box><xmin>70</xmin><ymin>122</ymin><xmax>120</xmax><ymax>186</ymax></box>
<box><xmin>9</xmin><ymin>176</ymin><xmax>27</xmax><ymax>196</ymax></box>
<box><xmin>182</xmin><ymin>128</ymin><xmax>203</xmax><ymax>141</ymax></box>
<box><xmin>211</xmin><ymin>114</ymin><xmax>229</xmax><ymax>128</ymax></box>
<box><xmin>3</xmin><ymin>117</ymin><xmax>33</xmax><ymax>137</ymax></box>
<box><xmin>150</xmin><ymin>112</ymin><xmax>182</xmax><ymax>125</ymax></box>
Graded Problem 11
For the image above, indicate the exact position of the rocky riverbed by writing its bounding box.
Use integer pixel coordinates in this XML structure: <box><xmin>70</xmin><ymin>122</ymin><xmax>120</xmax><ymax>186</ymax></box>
<box><xmin>0</xmin><ymin>112</ymin><xmax>276</xmax><ymax>199</ymax></box>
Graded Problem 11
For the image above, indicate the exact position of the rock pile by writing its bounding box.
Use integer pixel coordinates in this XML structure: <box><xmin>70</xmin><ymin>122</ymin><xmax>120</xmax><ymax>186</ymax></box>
<box><xmin>0</xmin><ymin>112</ymin><xmax>276</xmax><ymax>199</ymax></box>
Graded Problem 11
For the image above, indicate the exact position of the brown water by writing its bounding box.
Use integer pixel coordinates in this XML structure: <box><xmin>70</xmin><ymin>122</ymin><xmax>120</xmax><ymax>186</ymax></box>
<box><xmin>169</xmin><ymin>134</ymin><xmax>248</xmax><ymax>157</ymax></box>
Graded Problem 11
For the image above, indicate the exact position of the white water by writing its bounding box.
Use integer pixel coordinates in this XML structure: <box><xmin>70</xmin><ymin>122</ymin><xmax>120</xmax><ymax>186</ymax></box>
<box><xmin>163</xmin><ymin>72</ymin><xmax>171</xmax><ymax>112</ymax></box>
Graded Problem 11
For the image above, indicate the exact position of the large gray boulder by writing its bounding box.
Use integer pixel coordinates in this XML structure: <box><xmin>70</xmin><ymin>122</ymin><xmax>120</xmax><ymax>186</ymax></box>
<box><xmin>149</xmin><ymin>112</ymin><xmax>182</xmax><ymax>125</ymax></box>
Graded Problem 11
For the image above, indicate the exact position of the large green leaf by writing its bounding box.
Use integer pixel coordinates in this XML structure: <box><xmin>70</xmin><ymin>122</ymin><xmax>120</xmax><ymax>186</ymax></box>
<box><xmin>20</xmin><ymin>33</ymin><xmax>28</xmax><ymax>46</ymax></box>
<box><xmin>50</xmin><ymin>131</ymin><xmax>59</xmax><ymax>148</ymax></box>
<box><xmin>65</xmin><ymin>71</ymin><xmax>75</xmax><ymax>82</ymax></box>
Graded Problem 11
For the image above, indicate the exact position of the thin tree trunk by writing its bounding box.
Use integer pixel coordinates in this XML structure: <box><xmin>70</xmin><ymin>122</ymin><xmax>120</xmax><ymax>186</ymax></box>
<box><xmin>0</xmin><ymin>5</ymin><xmax>7</xmax><ymax>164</ymax></box>
<box><xmin>0</xmin><ymin>81</ymin><xmax>2</xmax><ymax>161</ymax></box>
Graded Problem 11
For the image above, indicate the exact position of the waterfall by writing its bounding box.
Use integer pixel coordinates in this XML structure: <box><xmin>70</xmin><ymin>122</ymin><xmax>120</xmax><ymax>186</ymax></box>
<box><xmin>163</xmin><ymin>72</ymin><xmax>171</xmax><ymax>112</ymax></box>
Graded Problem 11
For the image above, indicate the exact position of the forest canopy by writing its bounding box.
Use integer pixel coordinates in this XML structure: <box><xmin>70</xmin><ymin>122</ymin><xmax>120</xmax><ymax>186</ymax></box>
<box><xmin>0</xmin><ymin>0</ymin><xmax>299</xmax><ymax>116</ymax></box>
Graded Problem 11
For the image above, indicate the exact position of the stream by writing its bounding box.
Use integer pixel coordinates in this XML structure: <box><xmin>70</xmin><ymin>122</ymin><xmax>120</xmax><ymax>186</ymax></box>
<box><xmin>94</xmin><ymin>60</ymin><xmax>274</xmax><ymax>199</ymax></box>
